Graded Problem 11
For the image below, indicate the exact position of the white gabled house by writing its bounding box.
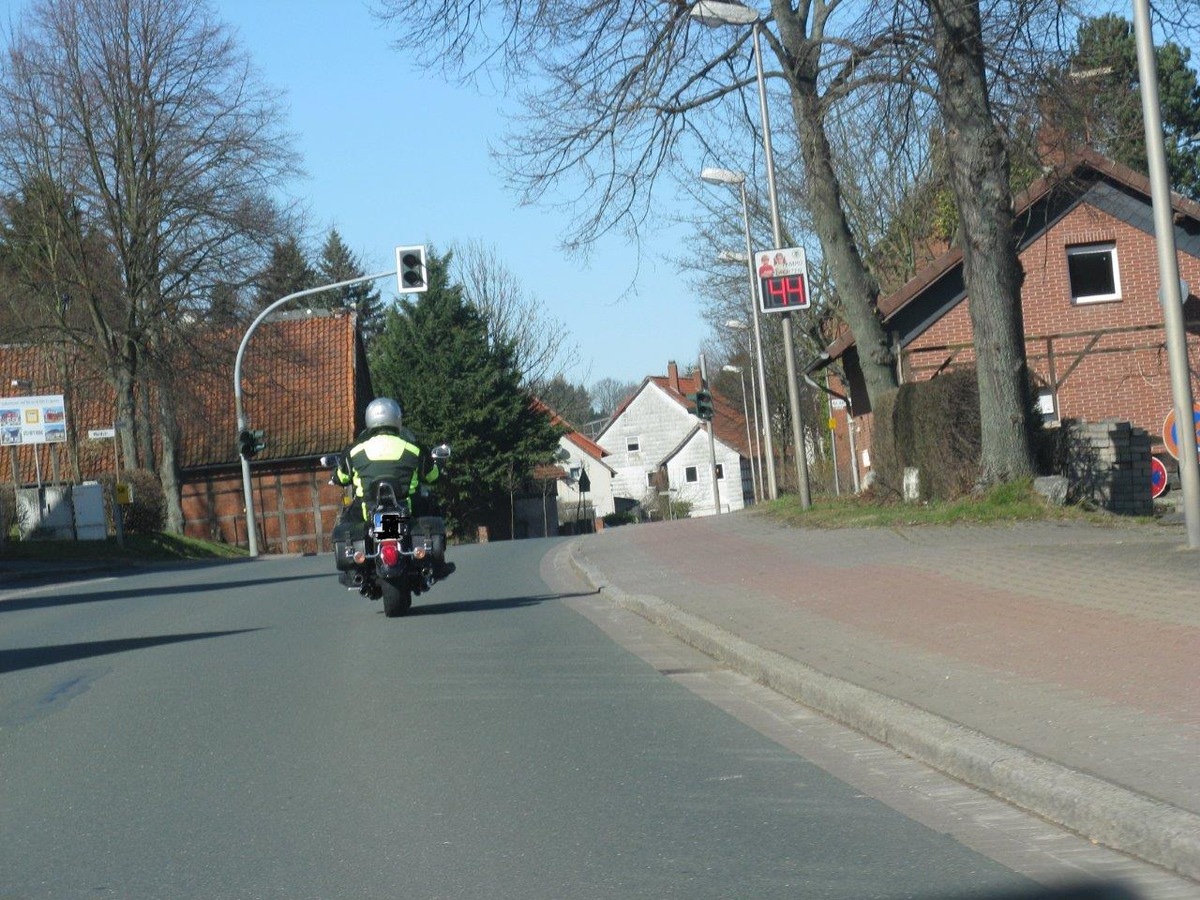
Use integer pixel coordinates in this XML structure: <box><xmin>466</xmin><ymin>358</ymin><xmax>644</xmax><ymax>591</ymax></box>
<box><xmin>555</xmin><ymin>426</ymin><xmax>617</xmax><ymax>530</ymax></box>
<box><xmin>530</xmin><ymin>399</ymin><xmax>618</xmax><ymax>533</ymax></box>
<box><xmin>596</xmin><ymin>361</ymin><xmax>754</xmax><ymax>518</ymax></box>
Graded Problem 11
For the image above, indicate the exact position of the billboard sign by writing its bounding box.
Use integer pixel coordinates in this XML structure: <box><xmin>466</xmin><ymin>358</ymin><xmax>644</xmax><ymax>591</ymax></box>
<box><xmin>0</xmin><ymin>394</ymin><xmax>68</xmax><ymax>447</ymax></box>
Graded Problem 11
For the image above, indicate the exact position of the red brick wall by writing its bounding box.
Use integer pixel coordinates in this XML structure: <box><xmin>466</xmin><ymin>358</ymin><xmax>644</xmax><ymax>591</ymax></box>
<box><xmin>900</xmin><ymin>203</ymin><xmax>1200</xmax><ymax>453</ymax></box>
<box><xmin>180</xmin><ymin>461</ymin><xmax>346</xmax><ymax>554</ymax></box>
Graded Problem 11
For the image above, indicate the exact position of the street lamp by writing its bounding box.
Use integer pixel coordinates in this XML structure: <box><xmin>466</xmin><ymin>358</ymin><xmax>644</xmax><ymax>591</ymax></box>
<box><xmin>722</xmin><ymin>364</ymin><xmax>761</xmax><ymax>502</ymax></box>
<box><xmin>691</xmin><ymin>0</ymin><xmax>811</xmax><ymax>508</ymax></box>
<box><xmin>701</xmin><ymin>166</ymin><xmax>778</xmax><ymax>499</ymax></box>
<box><xmin>724</xmin><ymin>323</ymin><xmax>768</xmax><ymax>501</ymax></box>
<box><xmin>1132</xmin><ymin>0</ymin><xmax>1200</xmax><ymax>548</ymax></box>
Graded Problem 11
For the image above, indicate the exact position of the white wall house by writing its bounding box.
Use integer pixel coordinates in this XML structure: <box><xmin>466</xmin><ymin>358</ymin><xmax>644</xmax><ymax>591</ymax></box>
<box><xmin>597</xmin><ymin>361</ymin><xmax>753</xmax><ymax>518</ymax></box>
<box><xmin>555</xmin><ymin>430</ymin><xmax>617</xmax><ymax>528</ymax></box>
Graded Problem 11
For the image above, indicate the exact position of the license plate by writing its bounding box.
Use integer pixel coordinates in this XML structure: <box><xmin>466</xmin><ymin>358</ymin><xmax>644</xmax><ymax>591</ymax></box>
<box><xmin>372</xmin><ymin>512</ymin><xmax>402</xmax><ymax>538</ymax></box>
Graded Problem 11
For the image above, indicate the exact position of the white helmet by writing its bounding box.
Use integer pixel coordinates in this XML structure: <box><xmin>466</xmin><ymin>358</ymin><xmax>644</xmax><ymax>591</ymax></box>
<box><xmin>364</xmin><ymin>397</ymin><xmax>402</xmax><ymax>431</ymax></box>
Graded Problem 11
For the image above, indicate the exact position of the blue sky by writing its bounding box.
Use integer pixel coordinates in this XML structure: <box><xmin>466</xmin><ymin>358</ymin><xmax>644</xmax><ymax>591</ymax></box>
<box><xmin>215</xmin><ymin>0</ymin><xmax>702</xmax><ymax>388</ymax></box>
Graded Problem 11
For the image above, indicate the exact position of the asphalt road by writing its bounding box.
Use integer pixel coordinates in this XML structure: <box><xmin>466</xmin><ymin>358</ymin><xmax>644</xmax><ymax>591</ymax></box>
<box><xmin>2</xmin><ymin>538</ymin><xmax>1038</xmax><ymax>899</ymax></box>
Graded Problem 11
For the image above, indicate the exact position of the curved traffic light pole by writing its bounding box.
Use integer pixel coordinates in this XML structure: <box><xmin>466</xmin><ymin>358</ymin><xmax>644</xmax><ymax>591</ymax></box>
<box><xmin>234</xmin><ymin>271</ymin><xmax>395</xmax><ymax>557</ymax></box>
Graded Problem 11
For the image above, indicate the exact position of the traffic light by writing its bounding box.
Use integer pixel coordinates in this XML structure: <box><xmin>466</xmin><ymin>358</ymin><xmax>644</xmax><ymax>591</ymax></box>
<box><xmin>396</xmin><ymin>245</ymin><xmax>427</xmax><ymax>294</ymax></box>
<box><xmin>695</xmin><ymin>389</ymin><xmax>715</xmax><ymax>421</ymax></box>
<box><xmin>238</xmin><ymin>429</ymin><xmax>265</xmax><ymax>459</ymax></box>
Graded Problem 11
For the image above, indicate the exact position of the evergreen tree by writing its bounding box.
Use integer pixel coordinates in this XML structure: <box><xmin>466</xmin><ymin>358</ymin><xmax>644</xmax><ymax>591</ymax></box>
<box><xmin>317</xmin><ymin>227</ymin><xmax>384</xmax><ymax>343</ymax></box>
<box><xmin>1052</xmin><ymin>15</ymin><xmax>1200</xmax><ymax>198</ymax></box>
<box><xmin>369</xmin><ymin>248</ymin><xmax>563</xmax><ymax>535</ymax></box>
<box><xmin>254</xmin><ymin>235</ymin><xmax>316</xmax><ymax>309</ymax></box>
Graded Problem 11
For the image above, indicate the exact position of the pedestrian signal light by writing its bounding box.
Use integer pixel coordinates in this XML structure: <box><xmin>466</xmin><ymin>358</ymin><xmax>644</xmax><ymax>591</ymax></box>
<box><xmin>396</xmin><ymin>245</ymin><xmax>427</xmax><ymax>294</ymax></box>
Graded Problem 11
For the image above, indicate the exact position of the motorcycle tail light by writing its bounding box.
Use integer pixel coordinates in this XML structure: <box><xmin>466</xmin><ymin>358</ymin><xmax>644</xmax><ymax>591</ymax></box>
<box><xmin>379</xmin><ymin>540</ymin><xmax>401</xmax><ymax>567</ymax></box>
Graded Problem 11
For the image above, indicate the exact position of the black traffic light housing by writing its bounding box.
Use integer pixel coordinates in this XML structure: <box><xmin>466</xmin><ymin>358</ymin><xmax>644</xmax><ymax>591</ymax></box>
<box><xmin>396</xmin><ymin>245</ymin><xmax>427</xmax><ymax>294</ymax></box>
<box><xmin>687</xmin><ymin>388</ymin><xmax>715</xmax><ymax>421</ymax></box>
<box><xmin>238</xmin><ymin>428</ymin><xmax>265</xmax><ymax>459</ymax></box>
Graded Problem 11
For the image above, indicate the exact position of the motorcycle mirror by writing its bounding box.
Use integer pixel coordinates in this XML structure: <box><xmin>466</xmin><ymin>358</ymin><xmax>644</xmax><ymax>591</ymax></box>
<box><xmin>320</xmin><ymin>454</ymin><xmax>342</xmax><ymax>468</ymax></box>
<box><xmin>431</xmin><ymin>444</ymin><xmax>451</xmax><ymax>460</ymax></box>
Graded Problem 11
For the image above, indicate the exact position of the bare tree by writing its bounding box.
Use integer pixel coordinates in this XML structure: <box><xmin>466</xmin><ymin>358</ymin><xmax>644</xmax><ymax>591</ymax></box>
<box><xmin>374</xmin><ymin>0</ymin><xmax>908</xmax><ymax>410</ymax></box>
<box><xmin>451</xmin><ymin>238</ymin><xmax>581</xmax><ymax>388</ymax></box>
<box><xmin>0</xmin><ymin>0</ymin><xmax>298</xmax><ymax>530</ymax></box>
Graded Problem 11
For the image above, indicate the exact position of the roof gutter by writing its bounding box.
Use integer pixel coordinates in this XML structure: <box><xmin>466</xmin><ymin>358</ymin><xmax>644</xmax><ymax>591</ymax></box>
<box><xmin>802</xmin><ymin>352</ymin><xmax>851</xmax><ymax>408</ymax></box>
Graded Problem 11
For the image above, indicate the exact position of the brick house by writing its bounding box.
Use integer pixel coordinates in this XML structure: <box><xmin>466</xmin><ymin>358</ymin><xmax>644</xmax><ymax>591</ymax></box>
<box><xmin>2</xmin><ymin>309</ymin><xmax>371</xmax><ymax>553</ymax></box>
<box><xmin>597</xmin><ymin>360</ymin><xmax>754</xmax><ymax>517</ymax></box>
<box><xmin>814</xmin><ymin>150</ymin><xmax>1200</xmax><ymax>486</ymax></box>
<box><xmin>181</xmin><ymin>310</ymin><xmax>372</xmax><ymax>552</ymax></box>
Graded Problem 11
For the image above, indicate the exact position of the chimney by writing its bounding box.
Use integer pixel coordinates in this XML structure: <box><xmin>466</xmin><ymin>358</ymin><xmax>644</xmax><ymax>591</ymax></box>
<box><xmin>667</xmin><ymin>360</ymin><xmax>680</xmax><ymax>393</ymax></box>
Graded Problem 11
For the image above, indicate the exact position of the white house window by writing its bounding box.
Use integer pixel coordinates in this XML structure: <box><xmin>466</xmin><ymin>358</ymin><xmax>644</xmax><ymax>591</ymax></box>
<box><xmin>685</xmin><ymin>466</ymin><xmax>698</xmax><ymax>483</ymax></box>
<box><xmin>1067</xmin><ymin>243</ymin><xmax>1121</xmax><ymax>304</ymax></box>
<box><xmin>626</xmin><ymin>436</ymin><xmax>640</xmax><ymax>452</ymax></box>
<box><xmin>715</xmin><ymin>464</ymin><xmax>724</xmax><ymax>479</ymax></box>
<box><xmin>646</xmin><ymin>472</ymin><xmax>656</xmax><ymax>487</ymax></box>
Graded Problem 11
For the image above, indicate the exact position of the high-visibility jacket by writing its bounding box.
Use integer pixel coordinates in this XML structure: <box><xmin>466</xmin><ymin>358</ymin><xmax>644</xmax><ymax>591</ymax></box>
<box><xmin>335</xmin><ymin>426</ymin><xmax>439</xmax><ymax>518</ymax></box>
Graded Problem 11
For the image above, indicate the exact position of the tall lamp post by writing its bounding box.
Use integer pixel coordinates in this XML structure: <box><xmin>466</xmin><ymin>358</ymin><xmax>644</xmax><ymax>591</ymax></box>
<box><xmin>726</xmin><ymin>322</ymin><xmax>766</xmax><ymax>499</ymax></box>
<box><xmin>1132</xmin><ymin>0</ymin><xmax>1200</xmax><ymax>548</ymax></box>
<box><xmin>723</xmin><ymin>364</ymin><xmax>761</xmax><ymax>502</ymax></box>
<box><xmin>692</xmin><ymin>0</ymin><xmax>811</xmax><ymax>508</ymax></box>
<box><xmin>701</xmin><ymin>165</ymin><xmax>778</xmax><ymax>499</ymax></box>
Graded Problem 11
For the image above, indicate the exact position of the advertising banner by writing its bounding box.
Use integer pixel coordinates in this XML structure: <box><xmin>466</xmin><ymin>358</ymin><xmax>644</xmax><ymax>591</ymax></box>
<box><xmin>0</xmin><ymin>394</ymin><xmax>68</xmax><ymax>447</ymax></box>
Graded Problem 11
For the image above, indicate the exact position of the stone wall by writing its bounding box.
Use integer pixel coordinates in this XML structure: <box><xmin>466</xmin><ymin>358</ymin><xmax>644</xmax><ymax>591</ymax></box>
<box><xmin>1059</xmin><ymin>419</ymin><xmax>1153</xmax><ymax>516</ymax></box>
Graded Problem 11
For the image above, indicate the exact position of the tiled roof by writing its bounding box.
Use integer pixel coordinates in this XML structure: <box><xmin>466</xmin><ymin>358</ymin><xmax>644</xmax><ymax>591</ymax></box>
<box><xmin>647</xmin><ymin>369</ymin><xmax>753</xmax><ymax>458</ymax></box>
<box><xmin>205</xmin><ymin>310</ymin><xmax>364</xmax><ymax>468</ymax></box>
<box><xmin>530</xmin><ymin>397</ymin><xmax>612</xmax><ymax>465</ymax></box>
<box><xmin>1</xmin><ymin>310</ymin><xmax>366</xmax><ymax>481</ymax></box>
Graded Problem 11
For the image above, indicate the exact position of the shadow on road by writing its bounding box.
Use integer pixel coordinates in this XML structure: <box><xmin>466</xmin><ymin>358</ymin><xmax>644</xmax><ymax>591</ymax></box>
<box><xmin>0</xmin><ymin>574</ymin><xmax>327</xmax><ymax>614</ymax></box>
<box><xmin>403</xmin><ymin>589</ymin><xmax>600</xmax><ymax>617</ymax></box>
<box><xmin>0</xmin><ymin>628</ymin><xmax>264</xmax><ymax>674</ymax></box>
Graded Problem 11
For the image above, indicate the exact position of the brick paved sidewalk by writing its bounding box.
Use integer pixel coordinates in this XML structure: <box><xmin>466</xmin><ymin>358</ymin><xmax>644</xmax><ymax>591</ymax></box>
<box><xmin>569</xmin><ymin>512</ymin><xmax>1200</xmax><ymax>878</ymax></box>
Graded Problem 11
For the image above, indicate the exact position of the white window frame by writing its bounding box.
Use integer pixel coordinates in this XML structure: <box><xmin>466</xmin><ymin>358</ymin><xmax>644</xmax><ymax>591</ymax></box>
<box><xmin>626</xmin><ymin>435</ymin><xmax>640</xmax><ymax>453</ymax></box>
<box><xmin>684</xmin><ymin>466</ymin><xmax>698</xmax><ymax>483</ymax></box>
<box><xmin>1066</xmin><ymin>242</ymin><xmax>1122</xmax><ymax>304</ymax></box>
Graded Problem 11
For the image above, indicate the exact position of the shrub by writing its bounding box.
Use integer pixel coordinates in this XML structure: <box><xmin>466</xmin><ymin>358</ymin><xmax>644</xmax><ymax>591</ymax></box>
<box><xmin>603</xmin><ymin>511</ymin><xmax>637</xmax><ymax>527</ymax></box>
<box><xmin>871</xmin><ymin>368</ymin><xmax>983</xmax><ymax>501</ymax></box>
<box><xmin>96</xmin><ymin>469</ymin><xmax>166</xmax><ymax>534</ymax></box>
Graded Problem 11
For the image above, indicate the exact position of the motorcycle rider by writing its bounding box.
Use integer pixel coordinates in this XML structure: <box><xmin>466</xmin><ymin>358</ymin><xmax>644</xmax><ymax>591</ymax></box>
<box><xmin>336</xmin><ymin>396</ymin><xmax>452</xmax><ymax>578</ymax></box>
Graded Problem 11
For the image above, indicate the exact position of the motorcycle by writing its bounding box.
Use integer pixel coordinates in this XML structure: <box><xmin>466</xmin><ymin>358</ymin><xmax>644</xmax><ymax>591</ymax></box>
<box><xmin>323</xmin><ymin>444</ymin><xmax>452</xmax><ymax>617</ymax></box>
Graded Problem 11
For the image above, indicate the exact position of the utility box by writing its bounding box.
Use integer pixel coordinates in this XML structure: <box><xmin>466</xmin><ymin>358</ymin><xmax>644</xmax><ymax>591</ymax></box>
<box><xmin>73</xmin><ymin>482</ymin><xmax>108</xmax><ymax>540</ymax></box>
<box><xmin>16</xmin><ymin>486</ymin><xmax>75</xmax><ymax>540</ymax></box>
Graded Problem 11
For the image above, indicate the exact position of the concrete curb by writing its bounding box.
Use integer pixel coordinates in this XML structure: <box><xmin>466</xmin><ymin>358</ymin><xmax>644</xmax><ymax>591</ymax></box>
<box><xmin>567</xmin><ymin>540</ymin><xmax>1200</xmax><ymax>883</ymax></box>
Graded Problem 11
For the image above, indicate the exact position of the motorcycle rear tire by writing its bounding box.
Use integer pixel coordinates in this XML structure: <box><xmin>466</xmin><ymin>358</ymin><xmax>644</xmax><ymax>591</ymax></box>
<box><xmin>381</xmin><ymin>580</ymin><xmax>412</xmax><ymax>617</ymax></box>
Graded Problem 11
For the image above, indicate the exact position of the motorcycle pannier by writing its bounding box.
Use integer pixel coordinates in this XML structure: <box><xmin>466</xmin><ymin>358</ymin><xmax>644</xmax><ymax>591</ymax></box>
<box><xmin>332</xmin><ymin>519</ymin><xmax>365</xmax><ymax>572</ymax></box>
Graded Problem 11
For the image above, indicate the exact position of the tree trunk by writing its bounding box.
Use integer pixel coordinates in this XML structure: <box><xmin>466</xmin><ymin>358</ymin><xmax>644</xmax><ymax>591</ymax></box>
<box><xmin>786</xmin><ymin>41</ymin><xmax>898</xmax><ymax>410</ymax></box>
<box><xmin>157</xmin><ymin>384</ymin><xmax>185</xmax><ymax>534</ymax></box>
<box><xmin>928</xmin><ymin>0</ymin><xmax>1035</xmax><ymax>484</ymax></box>
<box><xmin>115</xmin><ymin>364</ymin><xmax>139</xmax><ymax>472</ymax></box>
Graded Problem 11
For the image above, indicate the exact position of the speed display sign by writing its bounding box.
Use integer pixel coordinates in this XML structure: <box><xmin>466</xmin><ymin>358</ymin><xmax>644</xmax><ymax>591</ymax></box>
<box><xmin>755</xmin><ymin>246</ymin><xmax>810</xmax><ymax>314</ymax></box>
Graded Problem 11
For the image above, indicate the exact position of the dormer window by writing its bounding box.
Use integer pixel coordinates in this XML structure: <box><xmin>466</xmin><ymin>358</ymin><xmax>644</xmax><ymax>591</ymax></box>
<box><xmin>1067</xmin><ymin>243</ymin><xmax>1121</xmax><ymax>304</ymax></box>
